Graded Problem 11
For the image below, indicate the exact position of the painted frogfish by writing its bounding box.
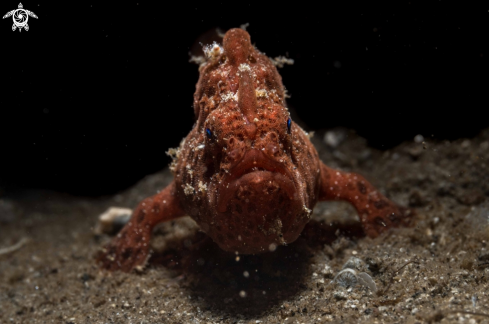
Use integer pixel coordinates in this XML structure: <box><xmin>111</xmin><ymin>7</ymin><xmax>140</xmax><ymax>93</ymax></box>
<box><xmin>97</xmin><ymin>28</ymin><xmax>411</xmax><ymax>272</ymax></box>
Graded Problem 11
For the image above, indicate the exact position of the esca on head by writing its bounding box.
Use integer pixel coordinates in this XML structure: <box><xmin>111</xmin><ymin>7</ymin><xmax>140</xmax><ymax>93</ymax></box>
<box><xmin>223</xmin><ymin>28</ymin><xmax>253</xmax><ymax>65</ymax></box>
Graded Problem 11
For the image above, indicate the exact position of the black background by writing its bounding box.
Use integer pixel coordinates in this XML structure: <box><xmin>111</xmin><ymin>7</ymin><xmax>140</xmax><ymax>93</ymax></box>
<box><xmin>1</xmin><ymin>1</ymin><xmax>487</xmax><ymax>196</ymax></box>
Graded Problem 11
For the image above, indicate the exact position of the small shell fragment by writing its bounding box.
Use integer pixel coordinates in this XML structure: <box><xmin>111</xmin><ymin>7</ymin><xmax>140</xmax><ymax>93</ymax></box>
<box><xmin>333</xmin><ymin>268</ymin><xmax>358</xmax><ymax>287</ymax></box>
<box><xmin>357</xmin><ymin>272</ymin><xmax>377</xmax><ymax>293</ymax></box>
<box><xmin>95</xmin><ymin>207</ymin><xmax>132</xmax><ymax>235</ymax></box>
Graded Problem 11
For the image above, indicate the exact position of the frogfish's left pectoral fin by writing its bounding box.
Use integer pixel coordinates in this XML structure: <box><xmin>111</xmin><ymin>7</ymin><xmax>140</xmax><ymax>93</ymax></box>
<box><xmin>318</xmin><ymin>162</ymin><xmax>414</xmax><ymax>238</ymax></box>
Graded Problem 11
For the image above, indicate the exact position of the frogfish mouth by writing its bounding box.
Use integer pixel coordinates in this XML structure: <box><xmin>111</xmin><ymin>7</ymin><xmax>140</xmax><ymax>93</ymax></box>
<box><xmin>214</xmin><ymin>149</ymin><xmax>306</xmax><ymax>253</ymax></box>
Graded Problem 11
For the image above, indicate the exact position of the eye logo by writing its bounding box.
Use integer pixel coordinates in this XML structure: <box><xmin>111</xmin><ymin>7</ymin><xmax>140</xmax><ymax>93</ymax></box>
<box><xmin>3</xmin><ymin>3</ymin><xmax>38</xmax><ymax>32</ymax></box>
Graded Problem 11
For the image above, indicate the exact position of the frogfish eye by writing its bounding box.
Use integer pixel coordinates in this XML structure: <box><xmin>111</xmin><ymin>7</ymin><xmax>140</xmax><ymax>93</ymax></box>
<box><xmin>287</xmin><ymin>117</ymin><xmax>291</xmax><ymax>133</ymax></box>
<box><xmin>206</xmin><ymin>128</ymin><xmax>212</xmax><ymax>139</ymax></box>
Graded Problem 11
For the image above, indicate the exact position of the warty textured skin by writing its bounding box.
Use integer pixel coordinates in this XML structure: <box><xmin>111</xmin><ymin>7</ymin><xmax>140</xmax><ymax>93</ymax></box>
<box><xmin>97</xmin><ymin>28</ymin><xmax>411</xmax><ymax>272</ymax></box>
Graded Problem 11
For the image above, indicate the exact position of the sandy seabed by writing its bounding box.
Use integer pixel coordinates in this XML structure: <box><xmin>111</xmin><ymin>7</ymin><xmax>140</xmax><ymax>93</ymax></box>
<box><xmin>1</xmin><ymin>128</ymin><xmax>488</xmax><ymax>324</ymax></box>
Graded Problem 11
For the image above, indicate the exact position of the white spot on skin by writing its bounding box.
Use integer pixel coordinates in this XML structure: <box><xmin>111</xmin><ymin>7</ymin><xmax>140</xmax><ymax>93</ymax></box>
<box><xmin>198</xmin><ymin>181</ymin><xmax>207</xmax><ymax>193</ymax></box>
<box><xmin>166</xmin><ymin>139</ymin><xmax>185</xmax><ymax>172</ymax></box>
<box><xmin>221</xmin><ymin>92</ymin><xmax>238</xmax><ymax>102</ymax></box>
<box><xmin>183</xmin><ymin>183</ymin><xmax>194</xmax><ymax>196</ymax></box>
<box><xmin>238</xmin><ymin>63</ymin><xmax>251</xmax><ymax>72</ymax></box>
<box><xmin>255</xmin><ymin>88</ymin><xmax>268</xmax><ymax>98</ymax></box>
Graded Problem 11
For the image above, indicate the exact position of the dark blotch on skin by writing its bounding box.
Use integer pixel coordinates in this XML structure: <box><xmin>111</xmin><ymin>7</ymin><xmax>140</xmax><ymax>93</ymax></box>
<box><xmin>122</xmin><ymin>248</ymin><xmax>133</xmax><ymax>260</ymax></box>
<box><xmin>357</xmin><ymin>182</ymin><xmax>367</xmax><ymax>194</ymax></box>
<box><xmin>374</xmin><ymin>200</ymin><xmax>388</xmax><ymax>210</ymax></box>
<box><xmin>137</xmin><ymin>210</ymin><xmax>145</xmax><ymax>223</ymax></box>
